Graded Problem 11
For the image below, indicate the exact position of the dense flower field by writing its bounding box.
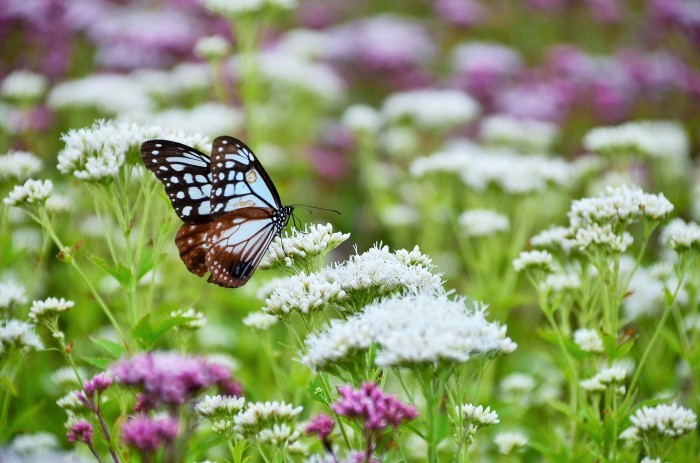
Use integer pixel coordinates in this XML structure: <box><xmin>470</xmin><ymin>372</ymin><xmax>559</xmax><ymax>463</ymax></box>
<box><xmin>1</xmin><ymin>1</ymin><xmax>699</xmax><ymax>462</ymax></box>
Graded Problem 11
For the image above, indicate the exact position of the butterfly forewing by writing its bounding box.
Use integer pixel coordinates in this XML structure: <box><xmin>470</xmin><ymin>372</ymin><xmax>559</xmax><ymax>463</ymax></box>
<box><xmin>205</xmin><ymin>208</ymin><xmax>279</xmax><ymax>288</ymax></box>
<box><xmin>209</xmin><ymin>136</ymin><xmax>282</xmax><ymax>218</ymax></box>
<box><xmin>141</xmin><ymin>140</ymin><xmax>212</xmax><ymax>223</ymax></box>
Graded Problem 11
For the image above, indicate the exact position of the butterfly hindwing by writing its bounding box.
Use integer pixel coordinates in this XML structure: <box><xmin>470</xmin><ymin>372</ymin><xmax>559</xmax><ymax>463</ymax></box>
<box><xmin>141</xmin><ymin>139</ymin><xmax>212</xmax><ymax>224</ymax></box>
<box><xmin>205</xmin><ymin>208</ymin><xmax>279</xmax><ymax>288</ymax></box>
<box><xmin>175</xmin><ymin>222</ymin><xmax>210</xmax><ymax>277</ymax></box>
<box><xmin>209</xmin><ymin>136</ymin><xmax>282</xmax><ymax>218</ymax></box>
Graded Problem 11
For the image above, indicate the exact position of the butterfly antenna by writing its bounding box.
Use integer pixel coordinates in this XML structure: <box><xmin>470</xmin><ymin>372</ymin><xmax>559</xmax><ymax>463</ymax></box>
<box><xmin>292</xmin><ymin>204</ymin><xmax>341</xmax><ymax>215</ymax></box>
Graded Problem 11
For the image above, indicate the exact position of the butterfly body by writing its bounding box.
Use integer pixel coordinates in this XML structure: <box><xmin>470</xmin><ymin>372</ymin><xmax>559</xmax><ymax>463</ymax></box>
<box><xmin>141</xmin><ymin>136</ymin><xmax>293</xmax><ymax>288</ymax></box>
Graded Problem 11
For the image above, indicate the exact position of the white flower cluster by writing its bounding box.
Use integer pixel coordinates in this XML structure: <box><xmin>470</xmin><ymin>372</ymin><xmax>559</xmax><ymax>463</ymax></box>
<box><xmin>623</xmin><ymin>261</ymin><xmax>684</xmax><ymax>320</ymax></box>
<box><xmin>573</xmin><ymin>328</ymin><xmax>603</xmax><ymax>353</ymax></box>
<box><xmin>500</xmin><ymin>373</ymin><xmax>536</xmax><ymax>402</ymax></box>
<box><xmin>0</xmin><ymin>280</ymin><xmax>27</xmax><ymax>311</ymax></box>
<box><xmin>260</xmin><ymin>223</ymin><xmax>350</xmax><ymax>270</ymax></box>
<box><xmin>11</xmin><ymin>432</ymin><xmax>58</xmax><ymax>454</ymax></box>
<box><xmin>29</xmin><ymin>297</ymin><xmax>75</xmax><ymax>322</ymax></box>
<box><xmin>259</xmin><ymin>273</ymin><xmax>347</xmax><ymax>317</ymax></box>
<box><xmin>57</xmin><ymin>119</ymin><xmax>210</xmax><ymax>182</ymax></box>
<box><xmin>568</xmin><ymin>185</ymin><xmax>673</xmax><ymax>228</ymax></box>
<box><xmin>541</xmin><ymin>272</ymin><xmax>581</xmax><ymax>292</ymax></box>
<box><xmin>494</xmin><ymin>431</ymin><xmax>528</xmax><ymax>454</ymax></box>
<box><xmin>513</xmin><ymin>250</ymin><xmax>554</xmax><ymax>273</ymax></box>
<box><xmin>573</xmin><ymin>223</ymin><xmax>634</xmax><ymax>254</ymax></box>
<box><xmin>1</xmin><ymin>70</ymin><xmax>48</xmax><ymax>101</ymax></box>
<box><xmin>303</xmin><ymin>292</ymin><xmax>516</xmax><ymax>370</ymax></box>
<box><xmin>4</xmin><ymin>178</ymin><xmax>53</xmax><ymax>207</ymax></box>
<box><xmin>56</xmin><ymin>391</ymin><xmax>82</xmax><ymax>411</ymax></box>
<box><xmin>456</xmin><ymin>403</ymin><xmax>500</xmax><ymax>427</ymax></box>
<box><xmin>481</xmin><ymin>115</ymin><xmax>559</xmax><ymax>153</ymax></box>
<box><xmin>411</xmin><ymin>142</ymin><xmax>582</xmax><ymax>194</ymax></box>
<box><xmin>128</xmin><ymin>102</ymin><xmax>243</xmax><ymax>138</ymax></box>
<box><xmin>382</xmin><ymin>89</ymin><xmax>479</xmax><ymax>129</ymax></box>
<box><xmin>196</xmin><ymin>395</ymin><xmax>246</xmax><ymax>418</ymax></box>
<box><xmin>459</xmin><ymin>209</ymin><xmax>510</xmax><ymax>237</ymax></box>
<box><xmin>202</xmin><ymin>0</ymin><xmax>297</xmax><ymax>16</ymax></box>
<box><xmin>257</xmin><ymin>423</ymin><xmax>302</xmax><ymax>447</ymax></box>
<box><xmin>194</xmin><ymin>35</ymin><xmax>230</xmax><ymax>60</ymax></box>
<box><xmin>579</xmin><ymin>366</ymin><xmax>627</xmax><ymax>393</ymax></box>
<box><xmin>583</xmin><ymin>120</ymin><xmax>689</xmax><ymax>161</ymax></box>
<box><xmin>48</xmin><ymin>74</ymin><xmax>154</xmax><ymax>115</ymax></box>
<box><xmin>170</xmin><ymin>308</ymin><xmax>207</xmax><ymax>329</ymax></box>
<box><xmin>630</xmin><ymin>403</ymin><xmax>696</xmax><ymax>438</ymax></box>
<box><xmin>234</xmin><ymin>401</ymin><xmax>303</xmax><ymax>437</ymax></box>
<box><xmin>0</xmin><ymin>150</ymin><xmax>42</xmax><ymax>181</ymax></box>
<box><xmin>341</xmin><ymin>104</ymin><xmax>382</xmax><ymax>134</ymax></box>
<box><xmin>242</xmin><ymin>312</ymin><xmax>278</xmax><ymax>331</ymax></box>
<box><xmin>659</xmin><ymin>218</ymin><xmax>700</xmax><ymax>252</ymax></box>
<box><xmin>530</xmin><ymin>226</ymin><xmax>576</xmax><ymax>253</ymax></box>
<box><xmin>0</xmin><ymin>319</ymin><xmax>43</xmax><ymax>354</ymax></box>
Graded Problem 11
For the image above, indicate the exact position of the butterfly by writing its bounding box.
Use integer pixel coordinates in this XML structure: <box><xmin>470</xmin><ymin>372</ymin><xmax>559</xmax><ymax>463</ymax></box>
<box><xmin>140</xmin><ymin>136</ymin><xmax>294</xmax><ymax>288</ymax></box>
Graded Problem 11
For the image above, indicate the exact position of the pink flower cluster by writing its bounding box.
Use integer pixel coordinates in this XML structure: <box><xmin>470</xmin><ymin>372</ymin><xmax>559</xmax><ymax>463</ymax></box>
<box><xmin>110</xmin><ymin>351</ymin><xmax>242</xmax><ymax>407</ymax></box>
<box><xmin>305</xmin><ymin>413</ymin><xmax>336</xmax><ymax>440</ymax></box>
<box><xmin>120</xmin><ymin>415</ymin><xmax>179</xmax><ymax>452</ymax></box>
<box><xmin>332</xmin><ymin>382</ymin><xmax>418</xmax><ymax>431</ymax></box>
<box><xmin>67</xmin><ymin>420</ymin><xmax>93</xmax><ymax>446</ymax></box>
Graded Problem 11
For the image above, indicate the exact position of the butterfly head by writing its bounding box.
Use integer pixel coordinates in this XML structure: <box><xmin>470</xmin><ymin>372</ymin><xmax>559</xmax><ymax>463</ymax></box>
<box><xmin>275</xmin><ymin>206</ymin><xmax>294</xmax><ymax>234</ymax></box>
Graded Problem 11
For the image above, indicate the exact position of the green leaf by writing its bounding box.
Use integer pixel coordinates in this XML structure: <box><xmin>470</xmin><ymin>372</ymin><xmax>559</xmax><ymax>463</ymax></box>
<box><xmin>84</xmin><ymin>357</ymin><xmax>112</xmax><ymax>369</ymax></box>
<box><xmin>307</xmin><ymin>375</ymin><xmax>328</xmax><ymax>405</ymax></box>
<box><xmin>88</xmin><ymin>254</ymin><xmax>132</xmax><ymax>286</ymax></box>
<box><xmin>131</xmin><ymin>314</ymin><xmax>191</xmax><ymax>350</ymax></box>
<box><xmin>232</xmin><ymin>439</ymin><xmax>248</xmax><ymax>463</ymax></box>
<box><xmin>89</xmin><ymin>336</ymin><xmax>127</xmax><ymax>359</ymax></box>
<box><xmin>663</xmin><ymin>287</ymin><xmax>675</xmax><ymax>306</ymax></box>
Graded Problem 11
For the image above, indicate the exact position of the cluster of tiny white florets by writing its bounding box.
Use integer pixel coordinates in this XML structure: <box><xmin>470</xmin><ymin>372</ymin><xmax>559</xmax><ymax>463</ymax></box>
<box><xmin>573</xmin><ymin>223</ymin><xmax>634</xmax><ymax>254</ymax></box>
<box><xmin>530</xmin><ymin>226</ymin><xmax>577</xmax><ymax>253</ymax></box>
<box><xmin>259</xmin><ymin>273</ymin><xmax>347</xmax><ymax>317</ymax></box>
<box><xmin>583</xmin><ymin>120</ymin><xmax>689</xmax><ymax>161</ymax></box>
<box><xmin>411</xmin><ymin>142</ymin><xmax>584</xmax><ymax>194</ymax></box>
<box><xmin>513</xmin><ymin>250</ymin><xmax>555</xmax><ymax>273</ymax></box>
<box><xmin>196</xmin><ymin>395</ymin><xmax>246</xmax><ymax>418</ymax></box>
<box><xmin>28</xmin><ymin>297</ymin><xmax>75</xmax><ymax>323</ymax></box>
<box><xmin>455</xmin><ymin>403</ymin><xmax>500</xmax><ymax>430</ymax></box>
<box><xmin>382</xmin><ymin>89</ymin><xmax>479</xmax><ymax>129</ymax></box>
<box><xmin>459</xmin><ymin>209</ymin><xmax>510</xmax><ymax>237</ymax></box>
<box><xmin>629</xmin><ymin>403</ymin><xmax>697</xmax><ymax>438</ymax></box>
<box><xmin>579</xmin><ymin>366</ymin><xmax>627</xmax><ymax>393</ymax></box>
<box><xmin>57</xmin><ymin>119</ymin><xmax>210</xmax><ymax>182</ymax></box>
<box><xmin>494</xmin><ymin>431</ymin><xmax>528</xmax><ymax>454</ymax></box>
<box><xmin>481</xmin><ymin>115</ymin><xmax>559</xmax><ymax>153</ymax></box>
<box><xmin>0</xmin><ymin>150</ymin><xmax>42</xmax><ymax>181</ymax></box>
<box><xmin>242</xmin><ymin>311</ymin><xmax>279</xmax><ymax>331</ymax></box>
<box><xmin>170</xmin><ymin>308</ymin><xmax>207</xmax><ymax>329</ymax></box>
<box><xmin>659</xmin><ymin>218</ymin><xmax>700</xmax><ymax>253</ymax></box>
<box><xmin>302</xmin><ymin>292</ymin><xmax>516</xmax><ymax>371</ymax></box>
<box><xmin>541</xmin><ymin>272</ymin><xmax>581</xmax><ymax>292</ymax></box>
<box><xmin>202</xmin><ymin>0</ymin><xmax>297</xmax><ymax>16</ymax></box>
<box><xmin>573</xmin><ymin>328</ymin><xmax>604</xmax><ymax>353</ymax></box>
<box><xmin>233</xmin><ymin>401</ymin><xmax>303</xmax><ymax>438</ymax></box>
<box><xmin>0</xmin><ymin>319</ymin><xmax>44</xmax><ymax>354</ymax></box>
<box><xmin>260</xmin><ymin>223</ymin><xmax>350</xmax><ymax>270</ymax></box>
<box><xmin>1</xmin><ymin>70</ymin><xmax>48</xmax><ymax>101</ymax></box>
<box><xmin>3</xmin><ymin>179</ymin><xmax>53</xmax><ymax>207</ymax></box>
<box><xmin>342</xmin><ymin>104</ymin><xmax>382</xmax><ymax>134</ymax></box>
<box><xmin>194</xmin><ymin>35</ymin><xmax>230</xmax><ymax>60</ymax></box>
<box><xmin>0</xmin><ymin>280</ymin><xmax>27</xmax><ymax>311</ymax></box>
<box><xmin>10</xmin><ymin>432</ymin><xmax>59</xmax><ymax>455</ymax></box>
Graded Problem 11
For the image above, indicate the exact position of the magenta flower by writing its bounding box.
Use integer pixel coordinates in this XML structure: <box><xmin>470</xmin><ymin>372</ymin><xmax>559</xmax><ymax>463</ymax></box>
<box><xmin>67</xmin><ymin>420</ymin><xmax>93</xmax><ymax>445</ymax></box>
<box><xmin>332</xmin><ymin>382</ymin><xmax>418</xmax><ymax>431</ymax></box>
<box><xmin>121</xmin><ymin>416</ymin><xmax>179</xmax><ymax>453</ymax></box>
<box><xmin>305</xmin><ymin>413</ymin><xmax>336</xmax><ymax>440</ymax></box>
<box><xmin>110</xmin><ymin>351</ymin><xmax>238</xmax><ymax>407</ymax></box>
<box><xmin>83</xmin><ymin>372</ymin><xmax>112</xmax><ymax>397</ymax></box>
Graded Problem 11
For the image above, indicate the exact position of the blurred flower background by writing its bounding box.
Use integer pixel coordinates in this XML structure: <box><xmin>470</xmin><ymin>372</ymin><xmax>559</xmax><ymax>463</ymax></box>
<box><xmin>1</xmin><ymin>0</ymin><xmax>699</xmax><ymax>462</ymax></box>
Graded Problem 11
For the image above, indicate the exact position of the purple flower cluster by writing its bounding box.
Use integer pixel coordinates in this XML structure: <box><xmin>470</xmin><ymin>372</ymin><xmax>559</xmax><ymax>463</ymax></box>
<box><xmin>110</xmin><ymin>351</ymin><xmax>241</xmax><ymax>407</ymax></box>
<box><xmin>332</xmin><ymin>382</ymin><xmax>419</xmax><ymax>431</ymax></box>
<box><xmin>305</xmin><ymin>413</ymin><xmax>336</xmax><ymax>440</ymax></box>
<box><xmin>67</xmin><ymin>420</ymin><xmax>93</xmax><ymax>446</ymax></box>
<box><xmin>121</xmin><ymin>415</ymin><xmax>179</xmax><ymax>452</ymax></box>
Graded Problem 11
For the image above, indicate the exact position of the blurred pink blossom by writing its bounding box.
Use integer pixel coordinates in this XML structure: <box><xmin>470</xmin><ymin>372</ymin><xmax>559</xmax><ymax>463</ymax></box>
<box><xmin>121</xmin><ymin>416</ymin><xmax>179</xmax><ymax>453</ymax></box>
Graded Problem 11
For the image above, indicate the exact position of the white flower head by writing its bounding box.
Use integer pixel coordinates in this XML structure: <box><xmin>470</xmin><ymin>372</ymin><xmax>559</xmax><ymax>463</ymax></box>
<box><xmin>242</xmin><ymin>312</ymin><xmax>278</xmax><ymax>331</ymax></box>
<box><xmin>573</xmin><ymin>223</ymin><xmax>634</xmax><ymax>253</ymax></box>
<box><xmin>194</xmin><ymin>35</ymin><xmax>230</xmax><ymax>60</ymax></box>
<box><xmin>11</xmin><ymin>432</ymin><xmax>58</xmax><ymax>454</ymax></box>
<box><xmin>196</xmin><ymin>395</ymin><xmax>246</xmax><ymax>418</ymax></box>
<box><xmin>56</xmin><ymin>391</ymin><xmax>83</xmax><ymax>411</ymax></box>
<box><xmin>382</xmin><ymin>89</ymin><xmax>479</xmax><ymax>129</ymax></box>
<box><xmin>260</xmin><ymin>273</ymin><xmax>347</xmax><ymax>317</ymax></box>
<box><xmin>2</xmin><ymin>70</ymin><xmax>48</xmax><ymax>102</ymax></box>
<box><xmin>659</xmin><ymin>218</ymin><xmax>700</xmax><ymax>252</ymax></box>
<box><xmin>3</xmin><ymin>178</ymin><xmax>53</xmax><ymax>207</ymax></box>
<box><xmin>583</xmin><ymin>120</ymin><xmax>689</xmax><ymax>161</ymax></box>
<box><xmin>500</xmin><ymin>373</ymin><xmax>536</xmax><ymax>402</ymax></box>
<box><xmin>260</xmin><ymin>223</ymin><xmax>349</xmax><ymax>271</ymax></box>
<box><xmin>459</xmin><ymin>209</ymin><xmax>510</xmax><ymax>237</ymax></box>
<box><xmin>481</xmin><ymin>115</ymin><xmax>559</xmax><ymax>153</ymax></box>
<box><xmin>542</xmin><ymin>272</ymin><xmax>581</xmax><ymax>292</ymax></box>
<box><xmin>202</xmin><ymin>0</ymin><xmax>297</xmax><ymax>16</ymax></box>
<box><xmin>630</xmin><ymin>403</ymin><xmax>696</xmax><ymax>438</ymax></box>
<box><xmin>573</xmin><ymin>328</ymin><xmax>603</xmax><ymax>353</ymax></box>
<box><xmin>45</xmin><ymin>194</ymin><xmax>72</xmax><ymax>214</ymax></box>
<box><xmin>580</xmin><ymin>366</ymin><xmax>627</xmax><ymax>393</ymax></box>
<box><xmin>234</xmin><ymin>401</ymin><xmax>303</xmax><ymax>437</ymax></box>
<box><xmin>170</xmin><ymin>308</ymin><xmax>207</xmax><ymax>330</ymax></box>
<box><xmin>0</xmin><ymin>150</ymin><xmax>42</xmax><ymax>181</ymax></box>
<box><xmin>618</xmin><ymin>426</ymin><xmax>640</xmax><ymax>443</ymax></box>
<box><xmin>494</xmin><ymin>431</ymin><xmax>528</xmax><ymax>454</ymax></box>
<box><xmin>342</xmin><ymin>104</ymin><xmax>382</xmax><ymax>134</ymax></box>
<box><xmin>513</xmin><ymin>250</ymin><xmax>555</xmax><ymax>273</ymax></box>
<box><xmin>530</xmin><ymin>226</ymin><xmax>576</xmax><ymax>253</ymax></box>
<box><xmin>257</xmin><ymin>423</ymin><xmax>301</xmax><ymax>447</ymax></box>
<box><xmin>0</xmin><ymin>280</ymin><xmax>28</xmax><ymax>311</ymax></box>
<box><xmin>29</xmin><ymin>297</ymin><xmax>75</xmax><ymax>323</ymax></box>
<box><xmin>456</xmin><ymin>403</ymin><xmax>500</xmax><ymax>428</ymax></box>
<box><xmin>0</xmin><ymin>319</ymin><xmax>43</xmax><ymax>353</ymax></box>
